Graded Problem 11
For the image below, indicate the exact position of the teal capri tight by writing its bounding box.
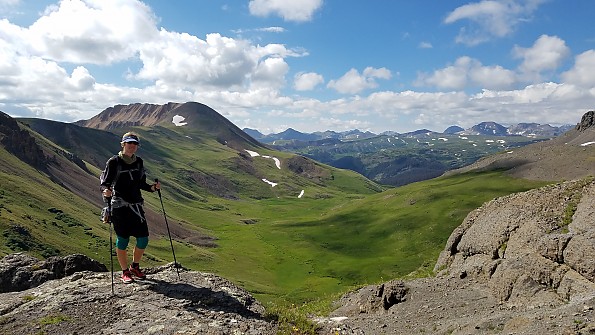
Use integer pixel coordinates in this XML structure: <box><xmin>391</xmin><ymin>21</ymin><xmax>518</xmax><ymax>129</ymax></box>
<box><xmin>116</xmin><ymin>235</ymin><xmax>148</xmax><ymax>250</ymax></box>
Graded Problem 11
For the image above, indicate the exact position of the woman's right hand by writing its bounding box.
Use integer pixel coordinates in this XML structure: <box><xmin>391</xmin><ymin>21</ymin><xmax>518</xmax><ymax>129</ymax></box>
<box><xmin>103</xmin><ymin>188</ymin><xmax>113</xmax><ymax>198</ymax></box>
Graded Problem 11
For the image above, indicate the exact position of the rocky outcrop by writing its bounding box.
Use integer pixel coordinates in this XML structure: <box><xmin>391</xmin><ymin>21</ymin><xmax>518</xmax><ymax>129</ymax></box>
<box><xmin>0</xmin><ymin>111</ymin><xmax>47</xmax><ymax>170</ymax></box>
<box><xmin>435</xmin><ymin>179</ymin><xmax>595</xmax><ymax>305</ymax></box>
<box><xmin>331</xmin><ymin>280</ymin><xmax>408</xmax><ymax>315</ymax></box>
<box><xmin>0</xmin><ymin>253</ymin><xmax>106</xmax><ymax>293</ymax></box>
<box><xmin>0</xmin><ymin>258</ymin><xmax>277</xmax><ymax>334</ymax></box>
<box><xmin>576</xmin><ymin>110</ymin><xmax>595</xmax><ymax>131</ymax></box>
<box><xmin>320</xmin><ymin>178</ymin><xmax>595</xmax><ymax>334</ymax></box>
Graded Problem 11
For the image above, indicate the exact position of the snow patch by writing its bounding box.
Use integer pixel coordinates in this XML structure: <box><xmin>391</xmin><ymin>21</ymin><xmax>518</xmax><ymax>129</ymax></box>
<box><xmin>262</xmin><ymin>155</ymin><xmax>281</xmax><ymax>169</ymax></box>
<box><xmin>298</xmin><ymin>190</ymin><xmax>304</xmax><ymax>198</ymax></box>
<box><xmin>262</xmin><ymin>179</ymin><xmax>277</xmax><ymax>187</ymax></box>
<box><xmin>580</xmin><ymin>141</ymin><xmax>595</xmax><ymax>147</ymax></box>
<box><xmin>245</xmin><ymin>150</ymin><xmax>281</xmax><ymax>169</ymax></box>
<box><xmin>172</xmin><ymin>115</ymin><xmax>187</xmax><ymax>126</ymax></box>
<box><xmin>245</xmin><ymin>150</ymin><xmax>260</xmax><ymax>157</ymax></box>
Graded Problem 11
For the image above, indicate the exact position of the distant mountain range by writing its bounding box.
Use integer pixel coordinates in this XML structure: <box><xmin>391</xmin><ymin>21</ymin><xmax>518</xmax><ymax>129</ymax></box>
<box><xmin>244</xmin><ymin>121</ymin><xmax>573</xmax><ymax>144</ymax></box>
<box><xmin>243</xmin><ymin>127</ymin><xmax>377</xmax><ymax>143</ymax></box>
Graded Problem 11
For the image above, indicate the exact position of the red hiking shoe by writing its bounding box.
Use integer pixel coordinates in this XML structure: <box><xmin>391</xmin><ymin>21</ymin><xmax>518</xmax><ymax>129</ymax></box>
<box><xmin>129</xmin><ymin>264</ymin><xmax>146</xmax><ymax>279</ymax></box>
<box><xmin>121</xmin><ymin>269</ymin><xmax>134</xmax><ymax>284</ymax></box>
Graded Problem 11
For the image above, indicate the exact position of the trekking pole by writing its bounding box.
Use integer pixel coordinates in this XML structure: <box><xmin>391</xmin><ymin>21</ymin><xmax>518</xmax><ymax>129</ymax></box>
<box><xmin>155</xmin><ymin>179</ymin><xmax>180</xmax><ymax>280</ymax></box>
<box><xmin>104</xmin><ymin>195</ymin><xmax>114</xmax><ymax>295</ymax></box>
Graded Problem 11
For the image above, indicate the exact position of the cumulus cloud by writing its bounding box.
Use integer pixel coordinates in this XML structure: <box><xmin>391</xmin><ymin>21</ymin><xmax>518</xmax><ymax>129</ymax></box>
<box><xmin>135</xmin><ymin>32</ymin><xmax>258</xmax><ymax>89</ymax></box>
<box><xmin>294</xmin><ymin>72</ymin><xmax>324</xmax><ymax>91</ymax></box>
<box><xmin>327</xmin><ymin>67</ymin><xmax>391</xmax><ymax>94</ymax></box>
<box><xmin>249</xmin><ymin>0</ymin><xmax>323</xmax><ymax>22</ymax></box>
<box><xmin>251</xmin><ymin>57</ymin><xmax>289</xmax><ymax>88</ymax></box>
<box><xmin>25</xmin><ymin>0</ymin><xmax>158</xmax><ymax>64</ymax></box>
<box><xmin>416</xmin><ymin>56</ymin><xmax>516</xmax><ymax>90</ymax></box>
<box><xmin>561</xmin><ymin>50</ymin><xmax>595</xmax><ymax>88</ymax></box>
<box><xmin>445</xmin><ymin>0</ymin><xmax>547</xmax><ymax>45</ymax></box>
<box><xmin>513</xmin><ymin>34</ymin><xmax>570</xmax><ymax>81</ymax></box>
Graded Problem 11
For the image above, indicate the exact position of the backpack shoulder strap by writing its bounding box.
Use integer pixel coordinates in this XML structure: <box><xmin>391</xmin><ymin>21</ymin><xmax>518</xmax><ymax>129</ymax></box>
<box><xmin>111</xmin><ymin>155</ymin><xmax>122</xmax><ymax>193</ymax></box>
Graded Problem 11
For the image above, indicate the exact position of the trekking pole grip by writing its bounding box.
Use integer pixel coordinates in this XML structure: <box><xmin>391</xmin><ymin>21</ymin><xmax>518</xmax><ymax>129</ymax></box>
<box><xmin>154</xmin><ymin>178</ymin><xmax>161</xmax><ymax>196</ymax></box>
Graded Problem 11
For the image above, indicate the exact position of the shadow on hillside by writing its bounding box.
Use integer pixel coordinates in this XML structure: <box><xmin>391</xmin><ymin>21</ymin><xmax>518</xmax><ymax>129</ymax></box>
<box><xmin>143</xmin><ymin>278</ymin><xmax>262</xmax><ymax>319</ymax></box>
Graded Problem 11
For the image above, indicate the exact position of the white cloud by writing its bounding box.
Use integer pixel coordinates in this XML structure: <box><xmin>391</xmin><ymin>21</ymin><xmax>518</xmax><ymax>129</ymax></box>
<box><xmin>251</xmin><ymin>57</ymin><xmax>289</xmax><ymax>88</ymax></box>
<box><xmin>25</xmin><ymin>0</ymin><xmax>158</xmax><ymax>64</ymax></box>
<box><xmin>513</xmin><ymin>34</ymin><xmax>570</xmax><ymax>81</ymax></box>
<box><xmin>327</xmin><ymin>67</ymin><xmax>392</xmax><ymax>94</ymax></box>
<box><xmin>469</xmin><ymin>63</ymin><xmax>516</xmax><ymax>90</ymax></box>
<box><xmin>561</xmin><ymin>50</ymin><xmax>595</xmax><ymax>88</ymax></box>
<box><xmin>416</xmin><ymin>56</ymin><xmax>515</xmax><ymax>90</ymax></box>
<box><xmin>418</xmin><ymin>42</ymin><xmax>433</xmax><ymax>49</ymax></box>
<box><xmin>257</xmin><ymin>26</ymin><xmax>286</xmax><ymax>33</ymax></box>
<box><xmin>249</xmin><ymin>0</ymin><xmax>323</xmax><ymax>22</ymax></box>
<box><xmin>0</xmin><ymin>0</ymin><xmax>19</xmax><ymax>13</ymax></box>
<box><xmin>293</xmin><ymin>72</ymin><xmax>324</xmax><ymax>91</ymax></box>
<box><xmin>363</xmin><ymin>67</ymin><xmax>391</xmax><ymax>79</ymax></box>
<box><xmin>445</xmin><ymin>0</ymin><xmax>547</xmax><ymax>46</ymax></box>
<box><xmin>135</xmin><ymin>32</ymin><xmax>255</xmax><ymax>89</ymax></box>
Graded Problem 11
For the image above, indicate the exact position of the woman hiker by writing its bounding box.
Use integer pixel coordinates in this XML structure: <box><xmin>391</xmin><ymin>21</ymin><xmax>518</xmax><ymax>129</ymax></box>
<box><xmin>100</xmin><ymin>132</ymin><xmax>160</xmax><ymax>283</ymax></box>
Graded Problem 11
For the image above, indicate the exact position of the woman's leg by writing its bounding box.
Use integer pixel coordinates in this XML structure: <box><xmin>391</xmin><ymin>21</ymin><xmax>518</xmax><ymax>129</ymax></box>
<box><xmin>116</xmin><ymin>248</ymin><xmax>128</xmax><ymax>270</ymax></box>
<box><xmin>132</xmin><ymin>245</ymin><xmax>145</xmax><ymax>264</ymax></box>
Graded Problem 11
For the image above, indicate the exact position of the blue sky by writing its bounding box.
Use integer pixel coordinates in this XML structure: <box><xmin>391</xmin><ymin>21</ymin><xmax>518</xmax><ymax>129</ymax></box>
<box><xmin>1</xmin><ymin>0</ymin><xmax>594</xmax><ymax>134</ymax></box>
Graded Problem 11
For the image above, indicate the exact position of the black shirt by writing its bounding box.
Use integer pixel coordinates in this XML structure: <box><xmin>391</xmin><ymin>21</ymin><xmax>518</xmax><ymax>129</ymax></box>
<box><xmin>100</xmin><ymin>155</ymin><xmax>153</xmax><ymax>204</ymax></box>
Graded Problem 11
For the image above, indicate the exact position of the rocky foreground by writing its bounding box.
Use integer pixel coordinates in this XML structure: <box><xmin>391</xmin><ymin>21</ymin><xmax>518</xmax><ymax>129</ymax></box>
<box><xmin>0</xmin><ymin>255</ymin><xmax>277</xmax><ymax>334</ymax></box>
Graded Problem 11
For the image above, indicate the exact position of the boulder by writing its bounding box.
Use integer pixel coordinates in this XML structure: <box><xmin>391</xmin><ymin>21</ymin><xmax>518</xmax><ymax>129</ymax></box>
<box><xmin>576</xmin><ymin>110</ymin><xmax>595</xmax><ymax>131</ymax></box>
<box><xmin>0</xmin><ymin>253</ymin><xmax>106</xmax><ymax>293</ymax></box>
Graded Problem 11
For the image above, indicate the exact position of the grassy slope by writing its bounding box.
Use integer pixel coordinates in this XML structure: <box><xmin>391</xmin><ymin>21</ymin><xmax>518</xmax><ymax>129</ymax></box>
<box><xmin>186</xmin><ymin>171</ymin><xmax>548</xmax><ymax>305</ymax></box>
<box><xmin>0</xmin><ymin>146</ymin><xmax>105</xmax><ymax>259</ymax></box>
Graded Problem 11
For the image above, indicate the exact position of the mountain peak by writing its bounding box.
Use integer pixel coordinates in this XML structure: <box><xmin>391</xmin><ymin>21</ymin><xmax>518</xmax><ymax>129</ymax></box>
<box><xmin>443</xmin><ymin>125</ymin><xmax>464</xmax><ymax>134</ymax></box>
<box><xmin>76</xmin><ymin>101</ymin><xmax>263</xmax><ymax>149</ymax></box>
